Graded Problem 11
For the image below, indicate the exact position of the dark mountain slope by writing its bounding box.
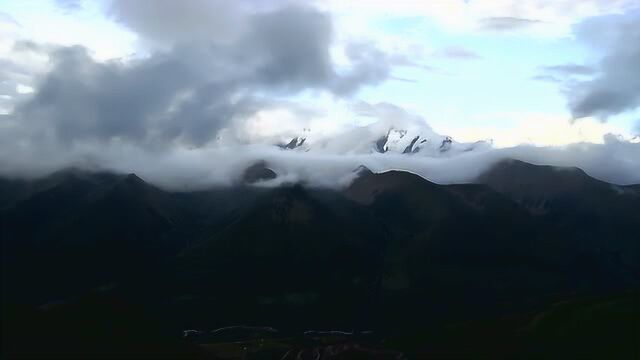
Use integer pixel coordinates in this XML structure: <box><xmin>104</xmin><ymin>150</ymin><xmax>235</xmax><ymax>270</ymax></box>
<box><xmin>0</xmin><ymin>168</ymin><xmax>130</xmax><ymax>212</ymax></box>
<box><xmin>168</xmin><ymin>185</ymin><xmax>388</xmax><ymax>330</ymax></box>
<box><xmin>1</xmin><ymin>172</ymin><xmax>184</xmax><ymax>304</ymax></box>
<box><xmin>478</xmin><ymin>159</ymin><xmax>640</xmax><ymax>282</ymax></box>
<box><xmin>346</xmin><ymin>171</ymin><xmax>550</xmax><ymax>326</ymax></box>
<box><xmin>345</xmin><ymin>167</ymin><xmax>639</xmax><ymax>328</ymax></box>
<box><xmin>1</xmin><ymin>161</ymin><xmax>639</xmax><ymax>358</ymax></box>
<box><xmin>478</xmin><ymin>159</ymin><xmax>632</xmax><ymax>214</ymax></box>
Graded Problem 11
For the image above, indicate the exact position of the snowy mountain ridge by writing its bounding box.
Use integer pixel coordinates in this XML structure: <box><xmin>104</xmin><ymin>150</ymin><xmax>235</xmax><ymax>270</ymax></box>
<box><xmin>275</xmin><ymin>122</ymin><xmax>493</xmax><ymax>157</ymax></box>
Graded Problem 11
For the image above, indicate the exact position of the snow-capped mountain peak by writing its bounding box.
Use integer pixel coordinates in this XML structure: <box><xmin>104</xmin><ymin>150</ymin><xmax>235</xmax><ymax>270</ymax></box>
<box><xmin>273</xmin><ymin>118</ymin><xmax>493</xmax><ymax>158</ymax></box>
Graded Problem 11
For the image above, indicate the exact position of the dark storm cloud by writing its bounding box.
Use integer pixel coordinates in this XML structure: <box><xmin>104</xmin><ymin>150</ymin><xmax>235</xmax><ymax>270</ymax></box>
<box><xmin>0</xmin><ymin>41</ymin><xmax>46</xmax><ymax>113</ymax></box>
<box><xmin>567</xmin><ymin>10</ymin><xmax>640</xmax><ymax>119</ymax></box>
<box><xmin>330</xmin><ymin>42</ymin><xmax>392</xmax><ymax>95</ymax></box>
<box><xmin>242</xmin><ymin>5</ymin><xmax>334</xmax><ymax>91</ymax></box>
<box><xmin>9</xmin><ymin>3</ymin><xmax>392</xmax><ymax>150</ymax></box>
<box><xmin>478</xmin><ymin>17</ymin><xmax>542</xmax><ymax>31</ymax></box>
<box><xmin>108</xmin><ymin>1</ymin><xmax>391</xmax><ymax>94</ymax></box>
<box><xmin>107</xmin><ymin>0</ymin><xmax>248</xmax><ymax>47</ymax></box>
<box><xmin>16</xmin><ymin>45</ymin><xmax>199</xmax><ymax>145</ymax></box>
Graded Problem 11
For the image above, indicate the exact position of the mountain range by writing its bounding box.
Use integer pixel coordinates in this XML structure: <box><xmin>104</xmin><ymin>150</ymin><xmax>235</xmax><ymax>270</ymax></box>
<box><xmin>1</xmin><ymin>159</ymin><xmax>639</xmax><ymax>359</ymax></box>
<box><xmin>271</xmin><ymin>122</ymin><xmax>492</xmax><ymax>157</ymax></box>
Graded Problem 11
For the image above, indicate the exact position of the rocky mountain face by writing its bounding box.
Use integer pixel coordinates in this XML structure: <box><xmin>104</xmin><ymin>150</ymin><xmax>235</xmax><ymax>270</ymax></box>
<box><xmin>1</xmin><ymin>160</ymin><xmax>639</xmax><ymax>359</ymax></box>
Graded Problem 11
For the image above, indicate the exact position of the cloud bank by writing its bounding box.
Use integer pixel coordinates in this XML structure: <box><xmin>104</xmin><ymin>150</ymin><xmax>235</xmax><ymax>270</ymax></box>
<box><xmin>0</xmin><ymin>0</ymin><xmax>638</xmax><ymax>189</ymax></box>
<box><xmin>2</xmin><ymin>2</ymin><xmax>392</xmax><ymax>156</ymax></box>
<box><xmin>566</xmin><ymin>10</ymin><xmax>640</xmax><ymax>120</ymax></box>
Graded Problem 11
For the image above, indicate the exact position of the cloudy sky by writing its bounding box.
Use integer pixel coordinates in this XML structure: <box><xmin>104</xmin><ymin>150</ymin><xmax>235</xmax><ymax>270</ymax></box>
<box><xmin>0</xmin><ymin>0</ymin><xmax>639</xmax><ymax>187</ymax></box>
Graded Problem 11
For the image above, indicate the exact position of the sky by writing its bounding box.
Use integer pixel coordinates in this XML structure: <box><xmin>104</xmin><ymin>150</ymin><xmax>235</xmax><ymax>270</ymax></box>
<box><xmin>0</xmin><ymin>0</ymin><xmax>639</xmax><ymax>188</ymax></box>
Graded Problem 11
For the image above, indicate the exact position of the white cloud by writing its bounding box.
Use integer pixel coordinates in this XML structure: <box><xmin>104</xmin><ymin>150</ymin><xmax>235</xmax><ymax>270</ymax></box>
<box><xmin>15</xmin><ymin>84</ymin><xmax>34</xmax><ymax>94</ymax></box>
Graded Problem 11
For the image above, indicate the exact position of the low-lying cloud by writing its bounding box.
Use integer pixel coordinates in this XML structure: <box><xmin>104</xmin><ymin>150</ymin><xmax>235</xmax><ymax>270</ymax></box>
<box><xmin>2</xmin><ymin>94</ymin><xmax>639</xmax><ymax>189</ymax></box>
<box><xmin>0</xmin><ymin>1</ymin><xmax>638</xmax><ymax>190</ymax></box>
